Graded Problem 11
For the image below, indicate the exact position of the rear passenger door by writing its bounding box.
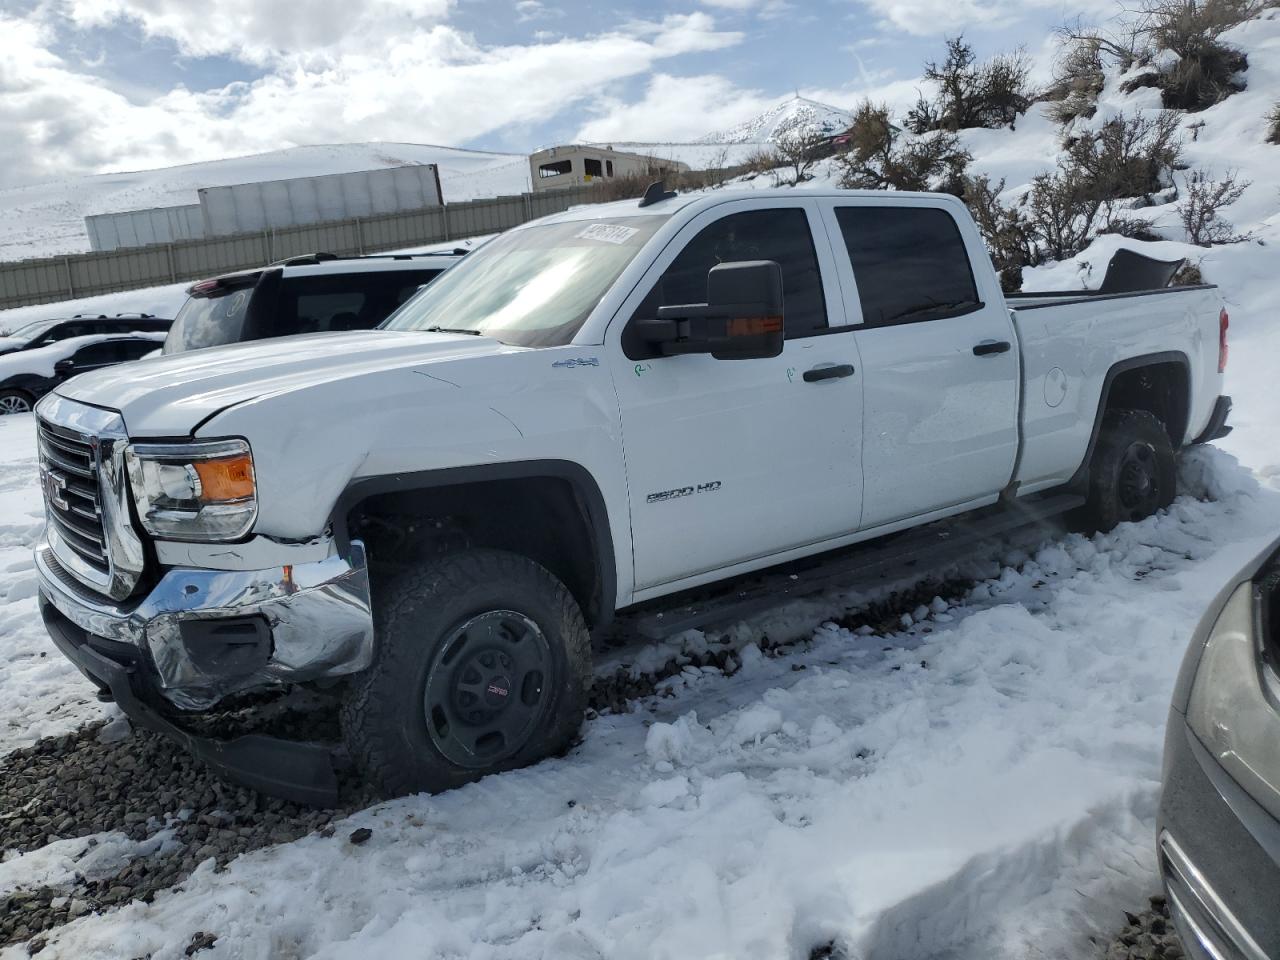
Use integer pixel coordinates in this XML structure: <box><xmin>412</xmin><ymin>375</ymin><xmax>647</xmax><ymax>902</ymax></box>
<box><xmin>610</xmin><ymin>199</ymin><xmax>864</xmax><ymax>593</ymax></box>
<box><xmin>822</xmin><ymin>200</ymin><xmax>1019</xmax><ymax>529</ymax></box>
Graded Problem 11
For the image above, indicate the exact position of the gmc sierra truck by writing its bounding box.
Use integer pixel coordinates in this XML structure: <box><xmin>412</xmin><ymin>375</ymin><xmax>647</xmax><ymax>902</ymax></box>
<box><xmin>32</xmin><ymin>187</ymin><xmax>1233</xmax><ymax>803</ymax></box>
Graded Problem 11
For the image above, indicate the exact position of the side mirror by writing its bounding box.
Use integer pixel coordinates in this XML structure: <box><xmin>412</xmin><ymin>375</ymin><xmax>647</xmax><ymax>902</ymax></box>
<box><xmin>637</xmin><ymin>260</ymin><xmax>785</xmax><ymax>360</ymax></box>
<box><xmin>53</xmin><ymin>359</ymin><xmax>75</xmax><ymax>376</ymax></box>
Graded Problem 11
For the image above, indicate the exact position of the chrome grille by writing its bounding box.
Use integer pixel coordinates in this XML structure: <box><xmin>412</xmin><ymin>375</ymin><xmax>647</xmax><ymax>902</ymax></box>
<box><xmin>35</xmin><ymin>394</ymin><xmax>146</xmax><ymax>602</ymax></box>
<box><xmin>38</xmin><ymin>420</ymin><xmax>109</xmax><ymax>575</ymax></box>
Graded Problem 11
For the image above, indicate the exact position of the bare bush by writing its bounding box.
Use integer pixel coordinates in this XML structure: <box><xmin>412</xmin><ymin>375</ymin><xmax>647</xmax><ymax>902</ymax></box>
<box><xmin>1268</xmin><ymin>102</ymin><xmax>1280</xmax><ymax>144</ymax></box>
<box><xmin>1064</xmin><ymin>111</ymin><xmax>1182</xmax><ymax>202</ymax></box>
<box><xmin>1143</xmin><ymin>0</ymin><xmax>1253</xmax><ymax>110</ymax></box>
<box><xmin>1023</xmin><ymin>171</ymin><xmax>1110</xmax><ymax>263</ymax></box>
<box><xmin>1170</xmin><ymin>260</ymin><xmax>1205</xmax><ymax>285</ymax></box>
<box><xmin>962</xmin><ymin>175</ymin><xmax>1036</xmax><ymax>291</ymax></box>
<box><xmin>1044</xmin><ymin>34</ymin><xmax>1108</xmax><ymax>126</ymax></box>
<box><xmin>837</xmin><ymin>101</ymin><xmax>971</xmax><ymax>194</ymax></box>
<box><xmin>773</xmin><ymin>125</ymin><xmax>830</xmax><ymax>186</ymax></box>
<box><xmin>1178</xmin><ymin>169</ymin><xmax>1251</xmax><ymax>245</ymax></box>
<box><xmin>906</xmin><ymin>37</ymin><xmax>1034</xmax><ymax>134</ymax></box>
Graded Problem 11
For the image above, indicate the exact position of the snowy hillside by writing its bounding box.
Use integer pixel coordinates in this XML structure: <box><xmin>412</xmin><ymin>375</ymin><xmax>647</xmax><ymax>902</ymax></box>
<box><xmin>700</xmin><ymin>95</ymin><xmax>854</xmax><ymax>144</ymax></box>
<box><xmin>0</xmin><ymin>143</ymin><xmax>528</xmax><ymax>262</ymax></box>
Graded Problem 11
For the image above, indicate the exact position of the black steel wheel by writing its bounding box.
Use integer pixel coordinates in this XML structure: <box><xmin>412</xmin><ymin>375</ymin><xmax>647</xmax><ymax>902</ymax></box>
<box><xmin>1083</xmin><ymin>408</ymin><xmax>1177</xmax><ymax>532</ymax></box>
<box><xmin>423</xmin><ymin>610</ymin><xmax>555</xmax><ymax>768</ymax></box>
<box><xmin>341</xmin><ymin>549</ymin><xmax>591</xmax><ymax>797</ymax></box>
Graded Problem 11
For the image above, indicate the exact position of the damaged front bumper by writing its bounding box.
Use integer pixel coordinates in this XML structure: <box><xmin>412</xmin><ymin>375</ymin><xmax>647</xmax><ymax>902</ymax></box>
<box><xmin>35</xmin><ymin>538</ymin><xmax>374</xmax><ymax>710</ymax></box>
<box><xmin>34</xmin><ymin>538</ymin><xmax>376</xmax><ymax>805</ymax></box>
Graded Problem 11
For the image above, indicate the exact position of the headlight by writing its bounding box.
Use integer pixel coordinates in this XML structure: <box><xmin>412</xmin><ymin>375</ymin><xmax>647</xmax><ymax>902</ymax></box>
<box><xmin>1187</xmin><ymin>578</ymin><xmax>1280</xmax><ymax>820</ymax></box>
<box><xmin>125</xmin><ymin>439</ymin><xmax>257</xmax><ymax>542</ymax></box>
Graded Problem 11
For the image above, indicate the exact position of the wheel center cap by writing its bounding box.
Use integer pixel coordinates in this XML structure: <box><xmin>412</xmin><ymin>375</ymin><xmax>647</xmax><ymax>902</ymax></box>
<box><xmin>484</xmin><ymin>675</ymin><xmax>512</xmax><ymax>708</ymax></box>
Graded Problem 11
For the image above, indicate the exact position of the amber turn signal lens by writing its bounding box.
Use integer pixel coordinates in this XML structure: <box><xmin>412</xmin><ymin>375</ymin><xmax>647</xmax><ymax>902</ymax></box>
<box><xmin>727</xmin><ymin>316</ymin><xmax>783</xmax><ymax>337</ymax></box>
<box><xmin>193</xmin><ymin>455</ymin><xmax>255</xmax><ymax>501</ymax></box>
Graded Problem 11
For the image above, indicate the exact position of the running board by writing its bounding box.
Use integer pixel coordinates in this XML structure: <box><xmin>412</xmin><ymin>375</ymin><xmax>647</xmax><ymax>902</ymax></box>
<box><xmin>624</xmin><ymin>493</ymin><xmax>1085</xmax><ymax>640</ymax></box>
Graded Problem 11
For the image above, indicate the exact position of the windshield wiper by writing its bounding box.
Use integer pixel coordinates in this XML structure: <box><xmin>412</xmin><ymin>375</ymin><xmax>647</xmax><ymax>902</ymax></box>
<box><xmin>423</xmin><ymin>325</ymin><xmax>482</xmax><ymax>336</ymax></box>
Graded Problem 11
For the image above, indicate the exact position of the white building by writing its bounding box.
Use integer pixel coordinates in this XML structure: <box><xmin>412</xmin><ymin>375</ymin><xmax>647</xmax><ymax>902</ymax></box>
<box><xmin>529</xmin><ymin>146</ymin><xmax>688</xmax><ymax>193</ymax></box>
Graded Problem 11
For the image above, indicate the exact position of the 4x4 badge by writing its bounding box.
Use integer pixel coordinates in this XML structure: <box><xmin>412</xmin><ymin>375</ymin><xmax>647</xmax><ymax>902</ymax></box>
<box><xmin>551</xmin><ymin>357</ymin><xmax>600</xmax><ymax>368</ymax></box>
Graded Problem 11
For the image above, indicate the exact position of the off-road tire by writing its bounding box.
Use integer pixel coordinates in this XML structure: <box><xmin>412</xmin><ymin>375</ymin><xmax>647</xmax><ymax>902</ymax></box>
<box><xmin>1083</xmin><ymin>408</ymin><xmax>1177</xmax><ymax>532</ymax></box>
<box><xmin>341</xmin><ymin>549</ymin><xmax>591</xmax><ymax>797</ymax></box>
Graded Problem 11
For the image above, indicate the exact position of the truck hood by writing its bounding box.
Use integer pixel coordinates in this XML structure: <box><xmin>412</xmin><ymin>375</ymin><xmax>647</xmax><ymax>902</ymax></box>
<box><xmin>55</xmin><ymin>329</ymin><xmax>515</xmax><ymax>436</ymax></box>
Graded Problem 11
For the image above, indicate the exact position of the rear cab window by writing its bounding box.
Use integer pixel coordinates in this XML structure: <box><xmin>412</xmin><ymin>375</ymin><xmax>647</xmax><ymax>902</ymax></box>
<box><xmin>833</xmin><ymin>206</ymin><xmax>981</xmax><ymax>326</ymax></box>
<box><xmin>165</xmin><ymin>283</ymin><xmax>255</xmax><ymax>354</ymax></box>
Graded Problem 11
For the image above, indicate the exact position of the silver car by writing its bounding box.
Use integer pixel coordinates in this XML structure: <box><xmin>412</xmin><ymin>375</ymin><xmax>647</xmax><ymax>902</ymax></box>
<box><xmin>1160</xmin><ymin>538</ymin><xmax>1280</xmax><ymax>960</ymax></box>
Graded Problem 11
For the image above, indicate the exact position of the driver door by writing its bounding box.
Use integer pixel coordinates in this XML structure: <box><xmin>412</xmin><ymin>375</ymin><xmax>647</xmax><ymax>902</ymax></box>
<box><xmin>608</xmin><ymin>199</ymin><xmax>864</xmax><ymax>594</ymax></box>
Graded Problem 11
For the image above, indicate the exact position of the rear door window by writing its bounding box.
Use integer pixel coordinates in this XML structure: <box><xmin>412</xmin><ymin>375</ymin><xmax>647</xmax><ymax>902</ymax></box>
<box><xmin>834</xmin><ymin>206</ymin><xmax>980</xmax><ymax>326</ymax></box>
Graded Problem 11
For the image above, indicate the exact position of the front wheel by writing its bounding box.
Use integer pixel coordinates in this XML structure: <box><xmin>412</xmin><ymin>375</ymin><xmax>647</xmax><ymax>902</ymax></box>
<box><xmin>0</xmin><ymin>390</ymin><xmax>33</xmax><ymax>416</ymax></box>
<box><xmin>1082</xmin><ymin>409</ymin><xmax>1177</xmax><ymax>532</ymax></box>
<box><xmin>341</xmin><ymin>549</ymin><xmax>591</xmax><ymax>797</ymax></box>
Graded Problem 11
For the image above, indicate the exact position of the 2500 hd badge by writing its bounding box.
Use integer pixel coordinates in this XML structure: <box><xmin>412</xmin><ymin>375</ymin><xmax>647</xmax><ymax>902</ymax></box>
<box><xmin>647</xmin><ymin>481</ymin><xmax>722</xmax><ymax>504</ymax></box>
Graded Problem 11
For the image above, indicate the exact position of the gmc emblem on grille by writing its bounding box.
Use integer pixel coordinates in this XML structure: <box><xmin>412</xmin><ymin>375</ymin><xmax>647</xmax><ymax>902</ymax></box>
<box><xmin>42</xmin><ymin>468</ymin><xmax>70</xmax><ymax>512</ymax></box>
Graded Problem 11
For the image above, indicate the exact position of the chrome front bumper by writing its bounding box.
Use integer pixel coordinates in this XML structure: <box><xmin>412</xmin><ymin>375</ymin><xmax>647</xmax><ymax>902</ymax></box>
<box><xmin>1160</xmin><ymin>829</ymin><xmax>1269</xmax><ymax>960</ymax></box>
<box><xmin>35</xmin><ymin>537</ymin><xmax>375</xmax><ymax>710</ymax></box>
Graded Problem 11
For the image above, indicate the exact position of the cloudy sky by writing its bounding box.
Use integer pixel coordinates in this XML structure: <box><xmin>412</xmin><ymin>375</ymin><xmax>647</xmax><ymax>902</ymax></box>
<box><xmin>0</xmin><ymin>0</ymin><xmax>1116</xmax><ymax>189</ymax></box>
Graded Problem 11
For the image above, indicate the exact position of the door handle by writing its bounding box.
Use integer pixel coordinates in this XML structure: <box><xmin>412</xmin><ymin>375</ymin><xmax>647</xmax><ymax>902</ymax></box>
<box><xmin>803</xmin><ymin>364</ymin><xmax>855</xmax><ymax>382</ymax></box>
<box><xmin>972</xmin><ymin>340</ymin><xmax>1011</xmax><ymax>356</ymax></box>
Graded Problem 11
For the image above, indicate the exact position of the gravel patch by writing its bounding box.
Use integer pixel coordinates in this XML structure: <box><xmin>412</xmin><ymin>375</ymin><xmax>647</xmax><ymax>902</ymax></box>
<box><xmin>1102</xmin><ymin>896</ymin><xmax>1185</xmax><ymax>960</ymax></box>
<box><xmin>0</xmin><ymin>701</ymin><xmax>375</xmax><ymax>951</ymax></box>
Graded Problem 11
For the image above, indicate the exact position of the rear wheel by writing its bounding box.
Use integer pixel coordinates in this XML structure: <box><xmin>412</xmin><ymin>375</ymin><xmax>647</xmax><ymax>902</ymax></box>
<box><xmin>1082</xmin><ymin>409</ymin><xmax>1177</xmax><ymax>532</ymax></box>
<box><xmin>0</xmin><ymin>390</ymin><xmax>33</xmax><ymax>416</ymax></box>
<box><xmin>341</xmin><ymin>549</ymin><xmax>591</xmax><ymax>796</ymax></box>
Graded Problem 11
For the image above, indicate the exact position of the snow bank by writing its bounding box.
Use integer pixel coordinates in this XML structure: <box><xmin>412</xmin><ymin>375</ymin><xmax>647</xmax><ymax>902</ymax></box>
<box><xmin>12</xmin><ymin>450</ymin><xmax>1278</xmax><ymax>960</ymax></box>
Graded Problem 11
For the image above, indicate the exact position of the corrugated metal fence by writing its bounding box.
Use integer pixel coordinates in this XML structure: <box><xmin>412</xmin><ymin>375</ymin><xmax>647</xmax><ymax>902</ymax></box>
<box><xmin>0</xmin><ymin>187</ymin><xmax>603</xmax><ymax>311</ymax></box>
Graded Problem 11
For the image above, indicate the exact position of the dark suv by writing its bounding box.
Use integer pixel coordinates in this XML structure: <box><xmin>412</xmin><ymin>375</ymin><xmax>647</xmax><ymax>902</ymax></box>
<box><xmin>163</xmin><ymin>252</ymin><xmax>463</xmax><ymax>355</ymax></box>
<box><xmin>0</xmin><ymin>314</ymin><xmax>172</xmax><ymax>357</ymax></box>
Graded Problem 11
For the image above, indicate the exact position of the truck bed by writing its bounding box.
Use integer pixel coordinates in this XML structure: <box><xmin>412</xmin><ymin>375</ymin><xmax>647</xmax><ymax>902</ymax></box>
<box><xmin>1007</xmin><ymin>283</ymin><xmax>1224</xmax><ymax>498</ymax></box>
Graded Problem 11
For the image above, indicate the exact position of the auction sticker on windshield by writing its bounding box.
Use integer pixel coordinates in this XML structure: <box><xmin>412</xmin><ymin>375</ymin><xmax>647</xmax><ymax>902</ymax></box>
<box><xmin>576</xmin><ymin>223</ymin><xmax>640</xmax><ymax>245</ymax></box>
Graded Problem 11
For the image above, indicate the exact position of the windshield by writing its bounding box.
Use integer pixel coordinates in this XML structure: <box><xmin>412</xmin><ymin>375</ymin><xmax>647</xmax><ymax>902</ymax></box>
<box><xmin>382</xmin><ymin>216</ymin><xmax>669</xmax><ymax>347</ymax></box>
<box><xmin>2</xmin><ymin>319</ymin><xmax>58</xmax><ymax>342</ymax></box>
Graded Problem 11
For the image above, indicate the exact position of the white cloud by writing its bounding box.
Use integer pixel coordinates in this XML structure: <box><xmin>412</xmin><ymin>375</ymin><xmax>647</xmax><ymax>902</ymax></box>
<box><xmin>0</xmin><ymin>11</ymin><xmax>742</xmax><ymax>188</ymax></box>
<box><xmin>853</xmin><ymin>0</ymin><xmax>1117</xmax><ymax>37</ymax></box>
<box><xmin>62</xmin><ymin>0</ymin><xmax>455</xmax><ymax>64</ymax></box>
<box><xmin>576</xmin><ymin>73</ymin><xmax>775</xmax><ymax>143</ymax></box>
<box><xmin>515</xmin><ymin>0</ymin><xmax>562</xmax><ymax>22</ymax></box>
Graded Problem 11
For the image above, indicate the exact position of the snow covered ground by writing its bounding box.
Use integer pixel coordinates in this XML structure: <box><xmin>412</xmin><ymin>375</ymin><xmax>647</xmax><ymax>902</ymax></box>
<box><xmin>2</xmin><ymin>11</ymin><xmax>1280</xmax><ymax>960</ymax></box>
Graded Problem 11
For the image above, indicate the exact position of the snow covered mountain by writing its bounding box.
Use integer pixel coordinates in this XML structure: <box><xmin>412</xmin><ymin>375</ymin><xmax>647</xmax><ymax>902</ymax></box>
<box><xmin>699</xmin><ymin>95</ymin><xmax>854</xmax><ymax>144</ymax></box>
<box><xmin>0</xmin><ymin>143</ymin><xmax>529</xmax><ymax>262</ymax></box>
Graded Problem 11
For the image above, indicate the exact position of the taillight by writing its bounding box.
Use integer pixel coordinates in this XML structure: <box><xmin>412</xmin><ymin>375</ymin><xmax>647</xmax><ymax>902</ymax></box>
<box><xmin>191</xmin><ymin>279</ymin><xmax>220</xmax><ymax>294</ymax></box>
<box><xmin>1219</xmin><ymin>307</ymin><xmax>1229</xmax><ymax>373</ymax></box>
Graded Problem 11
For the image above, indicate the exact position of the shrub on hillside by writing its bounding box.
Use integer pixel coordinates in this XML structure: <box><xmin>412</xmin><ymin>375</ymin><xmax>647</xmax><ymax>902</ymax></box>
<box><xmin>838</xmin><ymin>101</ymin><xmax>971</xmax><ymax>194</ymax></box>
<box><xmin>1138</xmin><ymin>0</ymin><xmax>1253</xmax><ymax>110</ymax></box>
<box><xmin>1063</xmin><ymin>112</ymin><xmax>1182</xmax><ymax>202</ymax></box>
<box><xmin>906</xmin><ymin>37</ymin><xmax>1035</xmax><ymax>134</ymax></box>
<box><xmin>961</xmin><ymin>175</ymin><xmax>1035</xmax><ymax>292</ymax></box>
<box><xmin>1267</xmin><ymin>101</ymin><xmax>1280</xmax><ymax>144</ymax></box>
<box><xmin>1043</xmin><ymin>34</ymin><xmax>1108</xmax><ymax>126</ymax></box>
<box><xmin>772</xmin><ymin>125</ymin><xmax>830</xmax><ymax>186</ymax></box>
<box><xmin>1178</xmin><ymin>169</ymin><xmax>1251</xmax><ymax>245</ymax></box>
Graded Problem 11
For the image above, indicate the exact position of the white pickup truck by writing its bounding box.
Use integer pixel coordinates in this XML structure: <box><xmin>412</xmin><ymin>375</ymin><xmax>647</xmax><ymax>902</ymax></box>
<box><xmin>33</xmin><ymin>188</ymin><xmax>1232</xmax><ymax>803</ymax></box>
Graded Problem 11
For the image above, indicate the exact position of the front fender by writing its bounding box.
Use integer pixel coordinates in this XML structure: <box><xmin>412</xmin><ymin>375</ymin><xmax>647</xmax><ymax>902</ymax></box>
<box><xmin>196</xmin><ymin>368</ymin><xmax>524</xmax><ymax>541</ymax></box>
